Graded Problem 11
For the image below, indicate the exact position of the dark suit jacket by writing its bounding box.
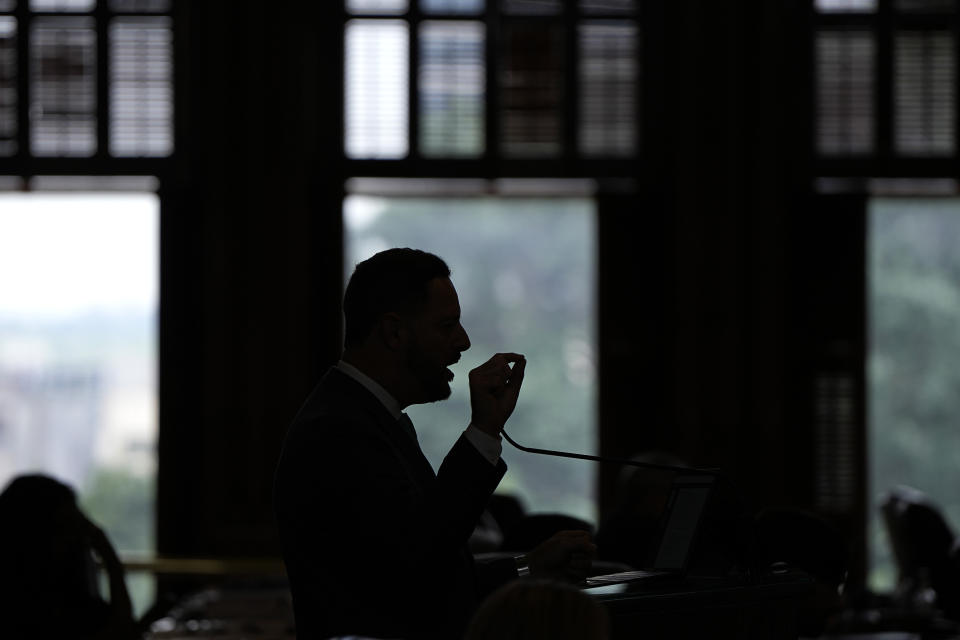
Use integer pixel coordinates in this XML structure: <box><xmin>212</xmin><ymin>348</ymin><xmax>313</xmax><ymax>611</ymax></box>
<box><xmin>274</xmin><ymin>367</ymin><xmax>517</xmax><ymax>639</ymax></box>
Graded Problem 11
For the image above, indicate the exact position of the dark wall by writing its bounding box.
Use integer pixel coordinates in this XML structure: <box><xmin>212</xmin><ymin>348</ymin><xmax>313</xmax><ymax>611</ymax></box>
<box><xmin>159</xmin><ymin>3</ymin><xmax>343</xmax><ymax>556</ymax></box>
<box><xmin>599</xmin><ymin>0</ymin><xmax>810</xmax><ymax>512</ymax></box>
<box><xmin>160</xmin><ymin>0</ymin><xmax>843</xmax><ymax>560</ymax></box>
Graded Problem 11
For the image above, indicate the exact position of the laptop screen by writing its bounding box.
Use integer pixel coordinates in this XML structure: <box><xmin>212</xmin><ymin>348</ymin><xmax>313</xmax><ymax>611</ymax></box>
<box><xmin>651</xmin><ymin>478</ymin><xmax>714</xmax><ymax>571</ymax></box>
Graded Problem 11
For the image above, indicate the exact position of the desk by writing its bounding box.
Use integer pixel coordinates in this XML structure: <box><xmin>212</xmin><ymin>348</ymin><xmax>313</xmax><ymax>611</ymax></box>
<box><xmin>587</xmin><ymin>570</ymin><xmax>815</xmax><ymax>640</ymax></box>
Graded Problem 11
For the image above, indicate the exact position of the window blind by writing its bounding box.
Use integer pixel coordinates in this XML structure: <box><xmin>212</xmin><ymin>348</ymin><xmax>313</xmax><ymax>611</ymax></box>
<box><xmin>30</xmin><ymin>0</ymin><xmax>95</xmax><ymax>11</ymax></box>
<box><xmin>0</xmin><ymin>17</ymin><xmax>14</xmax><ymax>156</ymax></box>
<box><xmin>895</xmin><ymin>0</ymin><xmax>956</xmax><ymax>12</ymax></box>
<box><xmin>421</xmin><ymin>0</ymin><xmax>484</xmax><ymax>14</ymax></box>
<box><xmin>30</xmin><ymin>17</ymin><xmax>97</xmax><ymax>157</ymax></box>
<box><xmin>109</xmin><ymin>16</ymin><xmax>173</xmax><ymax>157</ymax></box>
<box><xmin>500</xmin><ymin>22</ymin><xmax>563</xmax><ymax>157</ymax></box>
<box><xmin>815</xmin><ymin>0</ymin><xmax>876</xmax><ymax>12</ymax></box>
<box><xmin>419</xmin><ymin>20</ymin><xmax>485</xmax><ymax>157</ymax></box>
<box><xmin>345</xmin><ymin>19</ymin><xmax>409</xmax><ymax>159</ymax></box>
<box><xmin>580</xmin><ymin>0</ymin><xmax>636</xmax><ymax>15</ymax></box>
<box><xmin>109</xmin><ymin>0</ymin><xmax>172</xmax><ymax>11</ymax></box>
<box><xmin>815</xmin><ymin>372</ymin><xmax>858</xmax><ymax>512</ymax></box>
<box><xmin>894</xmin><ymin>30</ymin><xmax>955</xmax><ymax>156</ymax></box>
<box><xmin>346</xmin><ymin>0</ymin><xmax>408</xmax><ymax>14</ymax></box>
<box><xmin>578</xmin><ymin>20</ymin><xmax>638</xmax><ymax>157</ymax></box>
<box><xmin>816</xmin><ymin>29</ymin><xmax>875</xmax><ymax>156</ymax></box>
<box><xmin>502</xmin><ymin>0</ymin><xmax>560</xmax><ymax>15</ymax></box>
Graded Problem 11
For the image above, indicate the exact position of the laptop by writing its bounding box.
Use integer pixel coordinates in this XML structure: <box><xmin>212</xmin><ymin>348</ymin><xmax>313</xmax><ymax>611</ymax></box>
<box><xmin>583</xmin><ymin>474</ymin><xmax>715</xmax><ymax>589</ymax></box>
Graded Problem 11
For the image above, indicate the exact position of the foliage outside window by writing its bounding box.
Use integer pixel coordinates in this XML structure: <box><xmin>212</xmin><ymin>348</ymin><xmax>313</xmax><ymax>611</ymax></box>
<box><xmin>868</xmin><ymin>197</ymin><xmax>960</xmax><ymax>591</ymax></box>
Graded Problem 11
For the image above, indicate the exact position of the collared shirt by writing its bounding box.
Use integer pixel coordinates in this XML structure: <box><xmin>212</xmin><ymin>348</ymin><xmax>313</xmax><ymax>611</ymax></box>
<box><xmin>336</xmin><ymin>360</ymin><xmax>502</xmax><ymax>466</ymax></box>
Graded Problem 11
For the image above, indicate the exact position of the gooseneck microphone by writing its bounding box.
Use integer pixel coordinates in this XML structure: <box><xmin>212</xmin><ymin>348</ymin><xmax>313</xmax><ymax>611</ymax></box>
<box><xmin>499</xmin><ymin>427</ymin><xmax>721</xmax><ymax>475</ymax></box>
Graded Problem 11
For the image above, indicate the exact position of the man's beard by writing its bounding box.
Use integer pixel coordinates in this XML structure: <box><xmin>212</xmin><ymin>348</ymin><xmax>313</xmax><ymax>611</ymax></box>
<box><xmin>405</xmin><ymin>344</ymin><xmax>452</xmax><ymax>404</ymax></box>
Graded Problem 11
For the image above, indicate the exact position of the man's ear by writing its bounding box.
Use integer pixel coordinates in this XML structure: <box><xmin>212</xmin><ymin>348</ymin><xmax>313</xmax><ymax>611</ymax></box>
<box><xmin>379</xmin><ymin>312</ymin><xmax>406</xmax><ymax>350</ymax></box>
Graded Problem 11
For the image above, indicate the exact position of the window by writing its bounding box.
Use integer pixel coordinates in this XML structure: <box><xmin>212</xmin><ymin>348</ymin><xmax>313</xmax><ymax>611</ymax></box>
<box><xmin>868</xmin><ymin>196</ymin><xmax>960</xmax><ymax>591</ymax></box>
<box><xmin>343</xmin><ymin>0</ymin><xmax>640</xmax><ymax>161</ymax></box>
<box><xmin>578</xmin><ymin>20</ymin><xmax>638</xmax><ymax>158</ymax></box>
<box><xmin>0</xmin><ymin>185</ymin><xmax>158</xmax><ymax>613</ymax></box>
<box><xmin>0</xmin><ymin>0</ymin><xmax>173</xmax><ymax>614</ymax></box>
<box><xmin>815</xmin><ymin>29</ymin><xmax>875</xmax><ymax>156</ymax></box>
<box><xmin>0</xmin><ymin>0</ymin><xmax>173</xmax><ymax>159</ymax></box>
<box><xmin>344</xmin><ymin>19</ymin><xmax>408</xmax><ymax>159</ymax></box>
<box><xmin>419</xmin><ymin>20</ymin><xmax>485</xmax><ymax>157</ymax></box>
<box><xmin>811</xmin><ymin>0</ymin><xmax>960</xmax><ymax>587</ymax></box>
<box><xmin>344</xmin><ymin>182</ymin><xmax>598</xmax><ymax>521</ymax></box>
<box><xmin>813</xmin><ymin>0</ymin><xmax>956</xmax><ymax>160</ymax></box>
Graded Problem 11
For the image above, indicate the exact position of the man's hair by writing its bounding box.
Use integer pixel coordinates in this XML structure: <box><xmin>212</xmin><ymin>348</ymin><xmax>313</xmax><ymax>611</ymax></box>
<box><xmin>343</xmin><ymin>248</ymin><xmax>451</xmax><ymax>348</ymax></box>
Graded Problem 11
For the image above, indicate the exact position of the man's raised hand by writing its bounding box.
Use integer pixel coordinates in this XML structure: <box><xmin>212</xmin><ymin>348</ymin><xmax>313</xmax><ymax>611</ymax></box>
<box><xmin>469</xmin><ymin>353</ymin><xmax>526</xmax><ymax>438</ymax></box>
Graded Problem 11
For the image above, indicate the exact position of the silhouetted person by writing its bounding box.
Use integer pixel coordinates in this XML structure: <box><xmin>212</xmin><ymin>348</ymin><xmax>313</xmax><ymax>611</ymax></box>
<box><xmin>0</xmin><ymin>473</ymin><xmax>138</xmax><ymax>640</ymax></box>
<box><xmin>754</xmin><ymin>507</ymin><xmax>848</xmax><ymax>637</ymax></box>
<box><xmin>273</xmin><ymin>248</ymin><xmax>594</xmax><ymax>640</ymax></box>
<box><xmin>883</xmin><ymin>487</ymin><xmax>960</xmax><ymax>620</ymax></box>
<box><xmin>463</xmin><ymin>578</ymin><xmax>609</xmax><ymax>640</ymax></box>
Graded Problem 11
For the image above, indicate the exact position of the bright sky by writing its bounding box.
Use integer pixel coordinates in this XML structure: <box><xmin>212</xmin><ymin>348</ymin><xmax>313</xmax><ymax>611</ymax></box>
<box><xmin>0</xmin><ymin>193</ymin><xmax>159</xmax><ymax>319</ymax></box>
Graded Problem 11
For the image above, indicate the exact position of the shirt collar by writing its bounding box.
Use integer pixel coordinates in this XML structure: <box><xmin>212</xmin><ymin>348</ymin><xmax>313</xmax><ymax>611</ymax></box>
<box><xmin>336</xmin><ymin>360</ymin><xmax>404</xmax><ymax>420</ymax></box>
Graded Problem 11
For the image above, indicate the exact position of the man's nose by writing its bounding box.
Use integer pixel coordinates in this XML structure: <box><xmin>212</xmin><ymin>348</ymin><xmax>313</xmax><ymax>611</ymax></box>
<box><xmin>458</xmin><ymin>324</ymin><xmax>471</xmax><ymax>352</ymax></box>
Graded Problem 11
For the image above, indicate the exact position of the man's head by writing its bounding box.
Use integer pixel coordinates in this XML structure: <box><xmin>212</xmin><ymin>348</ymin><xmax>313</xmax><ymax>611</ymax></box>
<box><xmin>343</xmin><ymin>248</ymin><xmax>471</xmax><ymax>406</ymax></box>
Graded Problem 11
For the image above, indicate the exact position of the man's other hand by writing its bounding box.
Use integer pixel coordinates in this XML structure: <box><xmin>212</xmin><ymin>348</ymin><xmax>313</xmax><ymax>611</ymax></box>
<box><xmin>526</xmin><ymin>530</ymin><xmax>597</xmax><ymax>583</ymax></box>
<box><xmin>469</xmin><ymin>353</ymin><xmax>526</xmax><ymax>438</ymax></box>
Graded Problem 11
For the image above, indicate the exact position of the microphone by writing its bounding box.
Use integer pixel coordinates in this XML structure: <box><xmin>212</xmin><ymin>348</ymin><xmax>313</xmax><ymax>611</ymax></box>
<box><xmin>499</xmin><ymin>427</ymin><xmax>721</xmax><ymax>475</ymax></box>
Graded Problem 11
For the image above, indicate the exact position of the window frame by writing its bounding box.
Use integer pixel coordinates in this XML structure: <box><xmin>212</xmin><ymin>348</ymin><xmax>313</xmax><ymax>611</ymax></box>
<box><xmin>811</xmin><ymin>0</ymin><xmax>960</xmax><ymax>178</ymax></box>
<box><xmin>806</xmin><ymin>0</ymin><xmax>960</xmax><ymax>590</ymax></box>
<box><xmin>339</xmin><ymin>0</ymin><xmax>644</xmax><ymax>178</ymax></box>
<box><xmin>0</xmin><ymin>0</ymin><xmax>175</xmax><ymax>177</ymax></box>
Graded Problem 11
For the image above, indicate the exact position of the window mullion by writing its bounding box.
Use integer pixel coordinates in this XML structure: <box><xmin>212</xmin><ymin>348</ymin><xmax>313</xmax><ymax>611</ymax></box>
<box><xmin>484</xmin><ymin>2</ymin><xmax>499</xmax><ymax>166</ymax></box>
<box><xmin>14</xmin><ymin>1</ymin><xmax>28</xmax><ymax>159</ymax></box>
<box><xmin>955</xmin><ymin>3</ymin><xmax>960</xmax><ymax>174</ymax></box>
<box><xmin>95</xmin><ymin>1</ymin><xmax>110</xmax><ymax>159</ymax></box>
<box><xmin>877</xmin><ymin>0</ymin><xmax>893</xmax><ymax>164</ymax></box>
<box><xmin>408</xmin><ymin>4</ymin><xmax>419</xmax><ymax>160</ymax></box>
<box><xmin>562</xmin><ymin>1</ymin><xmax>576</xmax><ymax>162</ymax></box>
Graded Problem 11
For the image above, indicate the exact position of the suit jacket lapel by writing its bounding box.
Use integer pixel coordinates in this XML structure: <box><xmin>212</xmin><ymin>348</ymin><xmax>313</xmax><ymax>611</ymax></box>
<box><xmin>325</xmin><ymin>368</ymin><xmax>437</xmax><ymax>487</ymax></box>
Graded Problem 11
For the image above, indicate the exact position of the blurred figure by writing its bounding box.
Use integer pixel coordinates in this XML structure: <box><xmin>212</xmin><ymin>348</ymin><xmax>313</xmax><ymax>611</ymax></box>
<box><xmin>882</xmin><ymin>486</ymin><xmax>960</xmax><ymax>620</ymax></box>
<box><xmin>0</xmin><ymin>473</ymin><xmax>139</xmax><ymax>640</ymax></box>
<box><xmin>463</xmin><ymin>579</ymin><xmax>608</xmax><ymax>640</ymax></box>
<box><xmin>754</xmin><ymin>507</ymin><xmax>848</xmax><ymax>637</ymax></box>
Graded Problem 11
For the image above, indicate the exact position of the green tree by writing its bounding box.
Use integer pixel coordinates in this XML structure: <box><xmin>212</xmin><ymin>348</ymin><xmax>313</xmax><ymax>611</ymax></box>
<box><xmin>80</xmin><ymin>466</ymin><xmax>155</xmax><ymax>554</ymax></box>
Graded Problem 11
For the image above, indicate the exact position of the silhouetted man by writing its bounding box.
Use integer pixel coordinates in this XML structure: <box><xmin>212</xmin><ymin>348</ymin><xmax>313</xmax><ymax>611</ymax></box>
<box><xmin>274</xmin><ymin>248</ymin><xmax>593</xmax><ymax>640</ymax></box>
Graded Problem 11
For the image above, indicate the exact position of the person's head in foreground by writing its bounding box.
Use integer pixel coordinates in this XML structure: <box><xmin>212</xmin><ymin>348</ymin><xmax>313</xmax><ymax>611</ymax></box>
<box><xmin>0</xmin><ymin>473</ymin><xmax>137</xmax><ymax>640</ymax></box>
<box><xmin>463</xmin><ymin>579</ymin><xmax>609</xmax><ymax>640</ymax></box>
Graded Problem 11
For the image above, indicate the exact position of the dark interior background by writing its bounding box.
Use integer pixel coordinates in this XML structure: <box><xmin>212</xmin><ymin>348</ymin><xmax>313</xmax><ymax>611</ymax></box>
<box><xmin>3</xmin><ymin>0</ymin><xmax>882</xmax><ymax>590</ymax></box>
